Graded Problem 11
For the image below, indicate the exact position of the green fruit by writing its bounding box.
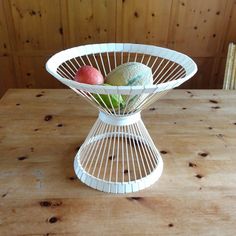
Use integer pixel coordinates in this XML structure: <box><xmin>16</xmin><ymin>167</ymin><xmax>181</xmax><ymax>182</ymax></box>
<box><xmin>93</xmin><ymin>84</ymin><xmax>124</xmax><ymax>109</ymax></box>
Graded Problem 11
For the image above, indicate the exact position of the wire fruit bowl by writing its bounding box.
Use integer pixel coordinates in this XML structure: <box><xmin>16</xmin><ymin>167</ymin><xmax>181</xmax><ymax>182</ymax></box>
<box><xmin>46</xmin><ymin>43</ymin><xmax>197</xmax><ymax>193</ymax></box>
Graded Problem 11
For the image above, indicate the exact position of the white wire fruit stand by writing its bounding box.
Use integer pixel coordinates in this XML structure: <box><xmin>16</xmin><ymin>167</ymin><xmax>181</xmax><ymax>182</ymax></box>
<box><xmin>46</xmin><ymin>43</ymin><xmax>197</xmax><ymax>194</ymax></box>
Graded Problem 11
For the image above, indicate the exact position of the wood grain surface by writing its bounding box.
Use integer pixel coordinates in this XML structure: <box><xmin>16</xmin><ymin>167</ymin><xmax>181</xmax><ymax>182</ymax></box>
<box><xmin>0</xmin><ymin>89</ymin><xmax>236</xmax><ymax>236</ymax></box>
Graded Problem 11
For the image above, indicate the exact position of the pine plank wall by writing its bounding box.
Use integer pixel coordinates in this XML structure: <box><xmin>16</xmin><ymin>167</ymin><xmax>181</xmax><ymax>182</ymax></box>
<box><xmin>0</xmin><ymin>0</ymin><xmax>236</xmax><ymax>97</ymax></box>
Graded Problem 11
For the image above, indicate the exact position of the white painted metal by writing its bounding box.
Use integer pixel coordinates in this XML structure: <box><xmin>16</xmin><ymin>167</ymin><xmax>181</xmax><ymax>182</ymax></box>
<box><xmin>46</xmin><ymin>43</ymin><xmax>197</xmax><ymax>193</ymax></box>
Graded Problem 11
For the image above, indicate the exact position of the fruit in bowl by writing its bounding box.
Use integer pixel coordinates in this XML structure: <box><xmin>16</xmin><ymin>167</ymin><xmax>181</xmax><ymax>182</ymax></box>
<box><xmin>105</xmin><ymin>62</ymin><xmax>153</xmax><ymax>112</ymax></box>
<box><xmin>74</xmin><ymin>66</ymin><xmax>123</xmax><ymax>110</ymax></box>
<box><xmin>74</xmin><ymin>65</ymin><xmax>104</xmax><ymax>85</ymax></box>
<box><xmin>105</xmin><ymin>62</ymin><xmax>153</xmax><ymax>86</ymax></box>
<box><xmin>93</xmin><ymin>84</ymin><xmax>124</xmax><ymax>109</ymax></box>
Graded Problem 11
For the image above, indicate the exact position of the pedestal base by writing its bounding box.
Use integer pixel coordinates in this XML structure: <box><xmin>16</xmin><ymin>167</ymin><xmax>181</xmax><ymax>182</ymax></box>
<box><xmin>74</xmin><ymin>112</ymin><xmax>163</xmax><ymax>193</ymax></box>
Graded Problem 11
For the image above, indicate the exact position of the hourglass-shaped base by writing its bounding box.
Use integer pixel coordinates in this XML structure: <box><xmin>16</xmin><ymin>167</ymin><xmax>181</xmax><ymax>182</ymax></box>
<box><xmin>74</xmin><ymin>112</ymin><xmax>163</xmax><ymax>194</ymax></box>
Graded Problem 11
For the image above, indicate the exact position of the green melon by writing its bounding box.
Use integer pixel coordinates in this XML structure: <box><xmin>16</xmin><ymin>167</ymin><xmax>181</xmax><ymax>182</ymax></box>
<box><xmin>105</xmin><ymin>62</ymin><xmax>153</xmax><ymax>112</ymax></box>
<box><xmin>105</xmin><ymin>62</ymin><xmax>153</xmax><ymax>86</ymax></box>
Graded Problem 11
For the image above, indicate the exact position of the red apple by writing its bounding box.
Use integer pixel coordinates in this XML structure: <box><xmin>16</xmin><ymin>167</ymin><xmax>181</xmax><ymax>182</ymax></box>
<box><xmin>74</xmin><ymin>66</ymin><xmax>104</xmax><ymax>85</ymax></box>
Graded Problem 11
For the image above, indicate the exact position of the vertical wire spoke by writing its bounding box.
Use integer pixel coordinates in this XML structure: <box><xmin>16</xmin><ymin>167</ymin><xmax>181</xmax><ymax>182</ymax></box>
<box><xmin>132</xmin><ymin>123</ymin><xmax>148</xmax><ymax>176</ymax></box>
<box><xmin>70</xmin><ymin>88</ymin><xmax>102</xmax><ymax>111</ymax></box>
<box><xmin>84</xmin><ymin>118</ymin><xmax>100</xmax><ymax>143</ymax></box>
<box><xmin>138</xmin><ymin>121</ymin><xmax>158</xmax><ymax>166</ymax></box>
<box><xmin>127</xmin><ymin>124</ymin><xmax>137</xmax><ymax>181</ymax></box>
<box><xmin>64</xmin><ymin>61</ymin><xmax>77</xmax><ymax>75</ymax></box>
<box><xmin>150</xmin><ymin>57</ymin><xmax>158</xmax><ymax>69</ymax></box>
<box><xmin>61</xmin><ymin>64</ymin><xmax>75</xmax><ymax>78</ymax></box>
<box><xmin>91</xmin><ymin>123</ymin><xmax>109</xmax><ymax>176</ymax></box>
<box><xmin>154</xmin><ymin>62</ymin><xmax>176</xmax><ymax>84</ymax></box>
<box><xmin>135</xmin><ymin>122</ymin><xmax>155</xmax><ymax>170</ymax></box>
<box><xmin>99</xmin><ymin>53</ymin><xmax>107</xmax><ymax>76</ymax></box>
<box><xmin>92</xmin><ymin>54</ymin><xmax>102</xmax><ymax>72</ymax></box>
<box><xmin>82</xmin><ymin>120</ymin><xmax>104</xmax><ymax>167</ymax></box>
<box><xmin>158</xmin><ymin>64</ymin><xmax>181</xmax><ymax>83</ymax></box>
<box><xmin>153</xmin><ymin>60</ymin><xmax>170</xmax><ymax>83</ymax></box>
<box><xmin>106</xmin><ymin>52</ymin><xmax>112</xmax><ymax>73</ymax></box>
<box><xmin>69</xmin><ymin>59</ymin><xmax>79</xmax><ymax>72</ymax></box>
<box><xmin>102</xmin><ymin>126</ymin><xmax>114</xmax><ymax>181</ymax></box>
<box><xmin>86</xmin><ymin>122</ymin><xmax>106</xmax><ymax>172</ymax></box>
<box><xmin>79</xmin><ymin>56</ymin><xmax>86</xmax><ymax>65</ymax></box>
<box><xmin>156</xmin><ymin>65</ymin><xmax>183</xmax><ymax>84</ymax></box>
<box><xmin>93</xmin><ymin>93</ymin><xmax>113</xmax><ymax>115</ymax></box>
<box><xmin>88</xmin><ymin>93</ymin><xmax>111</xmax><ymax>115</ymax></box>
<box><xmin>124</xmin><ymin>125</ymin><xmax>131</xmax><ymax>182</ymax></box>
<box><xmin>116</xmin><ymin>126</ymin><xmax>121</xmax><ymax>183</ymax></box>
<box><xmin>82</xmin><ymin>120</ymin><xmax>104</xmax><ymax>168</ymax></box>
<box><xmin>153</xmin><ymin>58</ymin><xmax>165</xmax><ymax>77</ymax></box>
<box><xmin>58</xmin><ymin>66</ymin><xmax>74</xmax><ymax>80</ymax></box>
<box><xmin>74</xmin><ymin>57</ymin><xmax>82</xmax><ymax>67</ymax></box>
<box><xmin>129</xmin><ymin>124</ymin><xmax>143</xmax><ymax>179</ymax></box>
<box><xmin>122</xmin><ymin>87</ymin><xmax>133</xmax><ymax>115</ymax></box>
<box><xmin>117</xmin><ymin>87</ymin><xmax>121</xmax><ymax>116</ymax></box>
<box><xmin>165</xmin><ymin>68</ymin><xmax>186</xmax><ymax>83</ymax></box>
<box><xmin>85</xmin><ymin>54</ymin><xmax>93</xmax><ymax>66</ymax></box>
<box><xmin>126</xmin><ymin>86</ymin><xmax>146</xmax><ymax>115</ymax></box>
<box><xmin>139</xmin><ymin>120</ymin><xmax>160</xmax><ymax>164</ymax></box>
<box><xmin>139</xmin><ymin>91</ymin><xmax>169</xmax><ymax>112</ymax></box>
<box><xmin>136</xmin><ymin>121</ymin><xmax>158</xmax><ymax>166</ymax></box>
<box><xmin>146</xmin><ymin>55</ymin><xmax>152</xmax><ymax>67</ymax></box>
<box><xmin>134</xmin><ymin>88</ymin><xmax>165</xmax><ymax>112</ymax></box>
<box><xmin>109</xmin><ymin>125</ymin><xmax>117</xmax><ymax>183</ymax></box>
<box><xmin>127</xmin><ymin>89</ymin><xmax>147</xmax><ymax>115</ymax></box>
<box><xmin>133</xmin><ymin>123</ymin><xmax>152</xmax><ymax>172</ymax></box>
<box><xmin>57</xmin><ymin>68</ymin><xmax>71</xmax><ymax>80</ymax></box>
<box><xmin>114</xmin><ymin>51</ymin><xmax>117</xmax><ymax>68</ymax></box>
<box><xmin>97</xmin><ymin>124</ymin><xmax>112</xmax><ymax>178</ymax></box>
<box><xmin>107</xmin><ymin>93</ymin><xmax>117</xmax><ymax>115</ymax></box>
<box><xmin>140</xmin><ymin>54</ymin><xmax>145</xmax><ymax>63</ymax></box>
<box><xmin>134</xmin><ymin>53</ymin><xmax>138</xmax><ymax>62</ymax></box>
<box><xmin>121</xmin><ymin>126</ymin><xmax>125</xmax><ymax>182</ymax></box>
<box><xmin>127</xmin><ymin>52</ymin><xmax>131</xmax><ymax>62</ymax></box>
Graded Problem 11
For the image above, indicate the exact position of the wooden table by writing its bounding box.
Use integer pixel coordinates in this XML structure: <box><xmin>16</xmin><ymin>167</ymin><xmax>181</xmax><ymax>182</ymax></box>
<box><xmin>0</xmin><ymin>89</ymin><xmax>236</xmax><ymax>236</ymax></box>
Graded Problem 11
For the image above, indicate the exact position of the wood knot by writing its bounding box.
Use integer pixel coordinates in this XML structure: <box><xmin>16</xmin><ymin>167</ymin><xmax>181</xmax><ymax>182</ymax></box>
<box><xmin>195</xmin><ymin>174</ymin><xmax>203</xmax><ymax>179</ymax></box>
<box><xmin>48</xmin><ymin>216</ymin><xmax>58</xmax><ymax>224</ymax></box>
<box><xmin>160</xmin><ymin>150</ymin><xmax>168</xmax><ymax>154</ymax></box>
<box><xmin>189</xmin><ymin>162</ymin><xmax>197</xmax><ymax>167</ymax></box>
<box><xmin>17</xmin><ymin>156</ymin><xmax>28</xmax><ymax>161</ymax></box>
<box><xmin>40</xmin><ymin>200</ymin><xmax>62</xmax><ymax>208</ymax></box>
<box><xmin>198</xmin><ymin>152</ymin><xmax>208</xmax><ymax>157</ymax></box>
<box><xmin>127</xmin><ymin>197</ymin><xmax>143</xmax><ymax>201</ymax></box>
<box><xmin>134</xmin><ymin>11</ymin><xmax>139</xmax><ymax>17</ymax></box>
<box><xmin>40</xmin><ymin>201</ymin><xmax>52</xmax><ymax>207</ymax></box>
<box><xmin>124</xmin><ymin>169</ymin><xmax>128</xmax><ymax>174</ymax></box>
<box><xmin>149</xmin><ymin>107</ymin><xmax>156</xmax><ymax>111</ymax></box>
<box><xmin>168</xmin><ymin>223</ymin><xmax>174</xmax><ymax>227</ymax></box>
<box><xmin>69</xmin><ymin>176</ymin><xmax>76</xmax><ymax>181</ymax></box>
<box><xmin>44</xmin><ymin>115</ymin><xmax>53</xmax><ymax>121</ymax></box>
<box><xmin>57</xmin><ymin>123</ymin><xmax>63</xmax><ymax>127</ymax></box>
<box><xmin>209</xmin><ymin>99</ymin><xmax>218</xmax><ymax>104</ymax></box>
<box><xmin>211</xmin><ymin>106</ymin><xmax>220</xmax><ymax>109</ymax></box>
<box><xmin>36</xmin><ymin>94</ymin><xmax>43</xmax><ymax>97</ymax></box>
